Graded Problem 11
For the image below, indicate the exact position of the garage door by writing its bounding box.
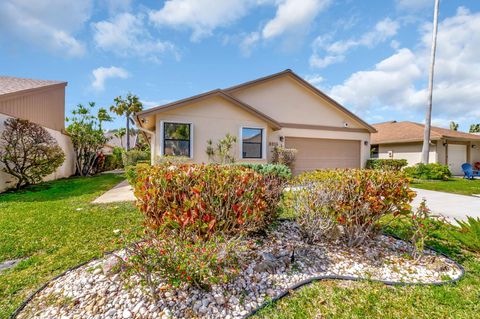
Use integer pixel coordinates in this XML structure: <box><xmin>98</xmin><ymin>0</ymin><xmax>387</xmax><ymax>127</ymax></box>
<box><xmin>285</xmin><ymin>137</ymin><xmax>361</xmax><ymax>175</ymax></box>
<box><xmin>448</xmin><ymin>144</ymin><xmax>467</xmax><ymax>176</ymax></box>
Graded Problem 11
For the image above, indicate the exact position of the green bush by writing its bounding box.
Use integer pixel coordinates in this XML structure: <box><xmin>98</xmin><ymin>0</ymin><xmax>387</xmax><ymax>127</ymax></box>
<box><xmin>404</xmin><ymin>163</ymin><xmax>452</xmax><ymax>180</ymax></box>
<box><xmin>122</xmin><ymin>149</ymin><xmax>150</xmax><ymax>167</ymax></box>
<box><xmin>154</xmin><ymin>155</ymin><xmax>190</xmax><ymax>165</ymax></box>
<box><xmin>451</xmin><ymin>216</ymin><xmax>480</xmax><ymax>252</ymax></box>
<box><xmin>235</xmin><ymin>163</ymin><xmax>292</xmax><ymax>180</ymax></box>
<box><xmin>366</xmin><ymin>159</ymin><xmax>408</xmax><ymax>171</ymax></box>
<box><xmin>131</xmin><ymin>163</ymin><xmax>284</xmax><ymax>238</ymax></box>
<box><xmin>295</xmin><ymin>169</ymin><xmax>415</xmax><ymax>247</ymax></box>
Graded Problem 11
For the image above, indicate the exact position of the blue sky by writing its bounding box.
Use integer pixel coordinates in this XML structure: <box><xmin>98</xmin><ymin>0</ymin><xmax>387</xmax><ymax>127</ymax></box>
<box><xmin>1</xmin><ymin>0</ymin><xmax>479</xmax><ymax>131</ymax></box>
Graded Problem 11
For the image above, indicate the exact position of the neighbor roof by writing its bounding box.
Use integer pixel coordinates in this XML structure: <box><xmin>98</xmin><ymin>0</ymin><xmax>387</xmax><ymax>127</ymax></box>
<box><xmin>372</xmin><ymin>121</ymin><xmax>480</xmax><ymax>144</ymax></box>
<box><xmin>136</xmin><ymin>69</ymin><xmax>376</xmax><ymax>133</ymax></box>
<box><xmin>0</xmin><ymin>76</ymin><xmax>66</xmax><ymax>96</ymax></box>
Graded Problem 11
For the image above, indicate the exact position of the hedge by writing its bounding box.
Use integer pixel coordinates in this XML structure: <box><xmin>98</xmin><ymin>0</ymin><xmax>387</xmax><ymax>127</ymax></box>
<box><xmin>366</xmin><ymin>159</ymin><xmax>408</xmax><ymax>171</ymax></box>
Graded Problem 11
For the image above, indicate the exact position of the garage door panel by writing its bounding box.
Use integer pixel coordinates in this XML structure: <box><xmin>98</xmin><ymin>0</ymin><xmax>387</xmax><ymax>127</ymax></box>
<box><xmin>285</xmin><ymin>137</ymin><xmax>360</xmax><ymax>175</ymax></box>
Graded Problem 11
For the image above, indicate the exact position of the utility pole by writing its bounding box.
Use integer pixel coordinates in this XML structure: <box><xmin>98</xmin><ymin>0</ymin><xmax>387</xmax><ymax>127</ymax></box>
<box><xmin>421</xmin><ymin>0</ymin><xmax>440</xmax><ymax>163</ymax></box>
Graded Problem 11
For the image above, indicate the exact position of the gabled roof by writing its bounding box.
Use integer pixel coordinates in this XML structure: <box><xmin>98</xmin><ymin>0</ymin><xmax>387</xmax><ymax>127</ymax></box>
<box><xmin>0</xmin><ymin>76</ymin><xmax>66</xmax><ymax>97</ymax></box>
<box><xmin>136</xmin><ymin>89</ymin><xmax>282</xmax><ymax>130</ymax></box>
<box><xmin>372</xmin><ymin>121</ymin><xmax>480</xmax><ymax>144</ymax></box>
<box><xmin>224</xmin><ymin>69</ymin><xmax>377</xmax><ymax>133</ymax></box>
<box><xmin>136</xmin><ymin>69</ymin><xmax>375</xmax><ymax>133</ymax></box>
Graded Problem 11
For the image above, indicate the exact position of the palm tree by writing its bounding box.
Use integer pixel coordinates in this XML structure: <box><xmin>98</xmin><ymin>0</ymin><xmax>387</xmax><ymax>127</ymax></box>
<box><xmin>450</xmin><ymin>121</ymin><xmax>458</xmax><ymax>131</ymax></box>
<box><xmin>110</xmin><ymin>93</ymin><xmax>143</xmax><ymax>151</ymax></box>
<box><xmin>421</xmin><ymin>0</ymin><xmax>440</xmax><ymax>163</ymax></box>
<box><xmin>113</xmin><ymin>128</ymin><xmax>127</xmax><ymax>148</ymax></box>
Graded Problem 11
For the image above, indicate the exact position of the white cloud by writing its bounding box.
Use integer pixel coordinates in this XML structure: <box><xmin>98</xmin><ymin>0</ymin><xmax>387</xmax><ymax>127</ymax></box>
<box><xmin>240</xmin><ymin>32</ymin><xmax>261</xmax><ymax>56</ymax></box>
<box><xmin>102</xmin><ymin>0</ymin><xmax>132</xmax><ymax>14</ymax></box>
<box><xmin>329</xmin><ymin>7</ymin><xmax>480</xmax><ymax>123</ymax></box>
<box><xmin>92</xmin><ymin>66</ymin><xmax>129</xmax><ymax>91</ymax></box>
<box><xmin>149</xmin><ymin>0</ymin><xmax>255</xmax><ymax>41</ymax></box>
<box><xmin>396</xmin><ymin>0</ymin><xmax>432</xmax><ymax>11</ymax></box>
<box><xmin>304</xmin><ymin>74</ymin><xmax>324</xmax><ymax>87</ymax></box>
<box><xmin>92</xmin><ymin>13</ymin><xmax>178</xmax><ymax>62</ymax></box>
<box><xmin>262</xmin><ymin>0</ymin><xmax>331</xmax><ymax>39</ymax></box>
<box><xmin>0</xmin><ymin>0</ymin><xmax>91</xmax><ymax>57</ymax></box>
<box><xmin>310</xmin><ymin>17</ymin><xmax>399</xmax><ymax>68</ymax></box>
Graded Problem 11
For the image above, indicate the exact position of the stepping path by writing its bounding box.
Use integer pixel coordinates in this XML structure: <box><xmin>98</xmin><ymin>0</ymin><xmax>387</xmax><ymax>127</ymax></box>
<box><xmin>92</xmin><ymin>180</ymin><xmax>135</xmax><ymax>204</ymax></box>
<box><xmin>412</xmin><ymin>188</ymin><xmax>480</xmax><ymax>224</ymax></box>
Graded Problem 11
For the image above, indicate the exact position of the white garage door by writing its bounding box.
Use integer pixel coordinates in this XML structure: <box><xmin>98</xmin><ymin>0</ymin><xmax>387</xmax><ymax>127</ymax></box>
<box><xmin>448</xmin><ymin>144</ymin><xmax>467</xmax><ymax>175</ymax></box>
<box><xmin>285</xmin><ymin>137</ymin><xmax>361</xmax><ymax>175</ymax></box>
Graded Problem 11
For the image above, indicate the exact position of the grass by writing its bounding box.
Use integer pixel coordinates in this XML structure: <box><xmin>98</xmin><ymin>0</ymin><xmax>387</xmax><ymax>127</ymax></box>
<box><xmin>255</xmin><ymin>212</ymin><xmax>480</xmax><ymax>319</ymax></box>
<box><xmin>411</xmin><ymin>177</ymin><xmax>480</xmax><ymax>196</ymax></box>
<box><xmin>0</xmin><ymin>174</ymin><xmax>142</xmax><ymax>318</ymax></box>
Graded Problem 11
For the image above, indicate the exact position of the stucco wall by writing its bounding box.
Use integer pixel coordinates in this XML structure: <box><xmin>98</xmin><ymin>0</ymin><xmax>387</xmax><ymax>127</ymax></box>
<box><xmin>0</xmin><ymin>113</ymin><xmax>75</xmax><ymax>192</ymax></box>
<box><xmin>229</xmin><ymin>76</ymin><xmax>366</xmax><ymax>129</ymax></box>
<box><xmin>154</xmin><ymin>96</ymin><xmax>272</xmax><ymax>164</ymax></box>
<box><xmin>0</xmin><ymin>84</ymin><xmax>66</xmax><ymax>131</ymax></box>
<box><xmin>378</xmin><ymin>142</ymin><xmax>437</xmax><ymax>166</ymax></box>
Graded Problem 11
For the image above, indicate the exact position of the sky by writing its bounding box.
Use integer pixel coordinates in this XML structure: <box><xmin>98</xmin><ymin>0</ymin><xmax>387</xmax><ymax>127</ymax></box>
<box><xmin>1</xmin><ymin>0</ymin><xmax>479</xmax><ymax>131</ymax></box>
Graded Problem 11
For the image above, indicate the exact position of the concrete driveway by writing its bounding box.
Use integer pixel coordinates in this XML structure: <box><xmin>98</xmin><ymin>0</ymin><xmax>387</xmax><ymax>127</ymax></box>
<box><xmin>412</xmin><ymin>188</ymin><xmax>480</xmax><ymax>224</ymax></box>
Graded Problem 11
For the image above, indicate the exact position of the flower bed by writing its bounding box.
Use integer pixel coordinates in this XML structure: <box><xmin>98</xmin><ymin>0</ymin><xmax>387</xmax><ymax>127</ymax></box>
<box><xmin>15</xmin><ymin>220</ymin><xmax>462</xmax><ymax>319</ymax></box>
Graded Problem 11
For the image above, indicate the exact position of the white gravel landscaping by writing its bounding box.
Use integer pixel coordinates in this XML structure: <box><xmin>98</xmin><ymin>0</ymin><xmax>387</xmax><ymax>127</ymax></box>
<box><xmin>16</xmin><ymin>220</ymin><xmax>462</xmax><ymax>319</ymax></box>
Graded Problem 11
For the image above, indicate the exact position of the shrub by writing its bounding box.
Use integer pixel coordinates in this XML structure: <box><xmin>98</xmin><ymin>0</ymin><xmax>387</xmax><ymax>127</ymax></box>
<box><xmin>206</xmin><ymin>133</ymin><xmax>237</xmax><ymax>164</ymax></box>
<box><xmin>409</xmin><ymin>200</ymin><xmax>436</xmax><ymax>262</ymax></box>
<box><xmin>0</xmin><ymin>118</ymin><xmax>65</xmax><ymax>189</ymax></box>
<box><xmin>122</xmin><ymin>149</ymin><xmax>150</xmax><ymax>167</ymax></box>
<box><xmin>114</xmin><ymin>229</ymin><xmax>241</xmax><ymax>294</ymax></box>
<box><xmin>295</xmin><ymin>169</ymin><xmax>415</xmax><ymax>247</ymax></box>
<box><xmin>451</xmin><ymin>216</ymin><xmax>480</xmax><ymax>252</ymax></box>
<box><xmin>294</xmin><ymin>182</ymin><xmax>340</xmax><ymax>243</ymax></box>
<box><xmin>272</xmin><ymin>146</ymin><xmax>297</xmax><ymax>170</ymax></box>
<box><xmin>235</xmin><ymin>163</ymin><xmax>292</xmax><ymax>180</ymax></box>
<box><xmin>366</xmin><ymin>159</ymin><xmax>408</xmax><ymax>171</ymax></box>
<box><xmin>131</xmin><ymin>164</ymin><xmax>283</xmax><ymax>239</ymax></box>
<box><xmin>154</xmin><ymin>155</ymin><xmax>190</xmax><ymax>165</ymax></box>
<box><xmin>404</xmin><ymin>163</ymin><xmax>452</xmax><ymax>180</ymax></box>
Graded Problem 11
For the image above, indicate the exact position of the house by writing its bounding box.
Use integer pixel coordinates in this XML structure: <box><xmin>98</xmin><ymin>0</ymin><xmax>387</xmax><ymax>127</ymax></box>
<box><xmin>0</xmin><ymin>76</ymin><xmax>75</xmax><ymax>191</ymax></box>
<box><xmin>135</xmin><ymin>69</ymin><xmax>376</xmax><ymax>175</ymax></box>
<box><xmin>102</xmin><ymin>131</ymin><xmax>138</xmax><ymax>154</ymax></box>
<box><xmin>371</xmin><ymin>121</ymin><xmax>480</xmax><ymax>175</ymax></box>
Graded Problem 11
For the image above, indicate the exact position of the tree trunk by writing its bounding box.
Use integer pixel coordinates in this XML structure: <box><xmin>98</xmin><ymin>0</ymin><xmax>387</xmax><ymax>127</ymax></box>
<box><xmin>421</xmin><ymin>0</ymin><xmax>440</xmax><ymax>164</ymax></box>
<box><xmin>126</xmin><ymin>115</ymin><xmax>130</xmax><ymax>151</ymax></box>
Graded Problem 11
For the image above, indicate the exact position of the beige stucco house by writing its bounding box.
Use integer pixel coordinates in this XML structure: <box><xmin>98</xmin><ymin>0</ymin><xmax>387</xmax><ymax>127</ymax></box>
<box><xmin>371</xmin><ymin>121</ymin><xmax>480</xmax><ymax>175</ymax></box>
<box><xmin>136</xmin><ymin>69</ymin><xmax>376</xmax><ymax>175</ymax></box>
<box><xmin>0</xmin><ymin>76</ymin><xmax>75</xmax><ymax>191</ymax></box>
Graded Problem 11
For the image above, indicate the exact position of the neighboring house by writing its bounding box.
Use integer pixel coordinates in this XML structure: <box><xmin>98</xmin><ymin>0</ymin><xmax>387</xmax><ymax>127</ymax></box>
<box><xmin>102</xmin><ymin>131</ymin><xmax>137</xmax><ymax>154</ymax></box>
<box><xmin>135</xmin><ymin>69</ymin><xmax>376</xmax><ymax>175</ymax></box>
<box><xmin>0</xmin><ymin>76</ymin><xmax>75</xmax><ymax>191</ymax></box>
<box><xmin>371</xmin><ymin>121</ymin><xmax>480</xmax><ymax>175</ymax></box>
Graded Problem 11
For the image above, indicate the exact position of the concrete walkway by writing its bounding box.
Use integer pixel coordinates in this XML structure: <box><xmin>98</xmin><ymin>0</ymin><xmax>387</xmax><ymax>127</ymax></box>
<box><xmin>92</xmin><ymin>180</ymin><xmax>135</xmax><ymax>204</ymax></box>
<box><xmin>412</xmin><ymin>188</ymin><xmax>480</xmax><ymax>223</ymax></box>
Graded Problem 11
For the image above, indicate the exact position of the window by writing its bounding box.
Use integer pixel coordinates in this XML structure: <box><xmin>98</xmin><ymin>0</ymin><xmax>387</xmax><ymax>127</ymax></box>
<box><xmin>242</xmin><ymin>127</ymin><xmax>263</xmax><ymax>159</ymax></box>
<box><xmin>163</xmin><ymin>122</ymin><xmax>191</xmax><ymax>157</ymax></box>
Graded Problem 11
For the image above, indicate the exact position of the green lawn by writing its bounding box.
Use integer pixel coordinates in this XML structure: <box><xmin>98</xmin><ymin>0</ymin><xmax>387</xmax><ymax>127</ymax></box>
<box><xmin>411</xmin><ymin>177</ymin><xmax>480</xmax><ymax>196</ymax></box>
<box><xmin>0</xmin><ymin>174</ymin><xmax>142</xmax><ymax>318</ymax></box>
<box><xmin>255</xmin><ymin>216</ymin><xmax>480</xmax><ymax>319</ymax></box>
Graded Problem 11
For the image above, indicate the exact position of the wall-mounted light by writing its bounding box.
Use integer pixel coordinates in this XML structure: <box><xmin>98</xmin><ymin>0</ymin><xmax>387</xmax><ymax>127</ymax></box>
<box><xmin>472</xmin><ymin>144</ymin><xmax>478</xmax><ymax>149</ymax></box>
<box><xmin>443</xmin><ymin>142</ymin><xmax>448</xmax><ymax>146</ymax></box>
<box><xmin>279</xmin><ymin>136</ymin><xmax>284</xmax><ymax>142</ymax></box>
<box><xmin>364</xmin><ymin>140</ymin><xmax>369</xmax><ymax>146</ymax></box>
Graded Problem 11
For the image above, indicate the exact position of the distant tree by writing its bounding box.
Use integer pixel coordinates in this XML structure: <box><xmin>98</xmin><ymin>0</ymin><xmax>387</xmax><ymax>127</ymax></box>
<box><xmin>470</xmin><ymin>123</ymin><xmax>480</xmax><ymax>133</ymax></box>
<box><xmin>0</xmin><ymin>118</ymin><xmax>65</xmax><ymax>189</ymax></box>
<box><xmin>450</xmin><ymin>121</ymin><xmax>459</xmax><ymax>131</ymax></box>
<box><xmin>113</xmin><ymin>128</ymin><xmax>127</xmax><ymax>148</ymax></box>
<box><xmin>66</xmin><ymin>102</ymin><xmax>111</xmax><ymax>176</ymax></box>
<box><xmin>110</xmin><ymin>93</ymin><xmax>143</xmax><ymax>151</ymax></box>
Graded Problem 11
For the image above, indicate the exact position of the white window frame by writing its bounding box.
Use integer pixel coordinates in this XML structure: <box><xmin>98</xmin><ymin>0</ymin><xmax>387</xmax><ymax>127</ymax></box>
<box><xmin>239</xmin><ymin>126</ymin><xmax>267</xmax><ymax>160</ymax></box>
<box><xmin>160</xmin><ymin>120</ymin><xmax>194</xmax><ymax>159</ymax></box>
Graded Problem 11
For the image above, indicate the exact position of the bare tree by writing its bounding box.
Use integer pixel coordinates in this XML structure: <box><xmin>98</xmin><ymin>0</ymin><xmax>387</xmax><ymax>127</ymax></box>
<box><xmin>421</xmin><ymin>0</ymin><xmax>440</xmax><ymax>163</ymax></box>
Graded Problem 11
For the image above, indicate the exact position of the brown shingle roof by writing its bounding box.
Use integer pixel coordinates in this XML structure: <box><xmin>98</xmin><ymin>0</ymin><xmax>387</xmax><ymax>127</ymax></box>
<box><xmin>0</xmin><ymin>76</ymin><xmax>66</xmax><ymax>96</ymax></box>
<box><xmin>372</xmin><ymin>121</ymin><xmax>480</xmax><ymax>144</ymax></box>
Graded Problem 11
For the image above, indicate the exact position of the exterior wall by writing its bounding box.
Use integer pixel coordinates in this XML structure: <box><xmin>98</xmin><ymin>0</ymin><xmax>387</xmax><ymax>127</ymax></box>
<box><xmin>378</xmin><ymin>142</ymin><xmax>437</xmax><ymax>166</ymax></box>
<box><xmin>272</xmin><ymin>127</ymin><xmax>370</xmax><ymax>168</ymax></box>
<box><xmin>0</xmin><ymin>84</ymin><xmax>66</xmax><ymax>131</ymax></box>
<box><xmin>229</xmin><ymin>76</ymin><xmax>366</xmax><ymax>129</ymax></box>
<box><xmin>0</xmin><ymin>113</ymin><xmax>75</xmax><ymax>192</ymax></box>
<box><xmin>472</xmin><ymin>142</ymin><xmax>480</xmax><ymax>163</ymax></box>
<box><xmin>154</xmin><ymin>96</ymin><xmax>271</xmax><ymax>164</ymax></box>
